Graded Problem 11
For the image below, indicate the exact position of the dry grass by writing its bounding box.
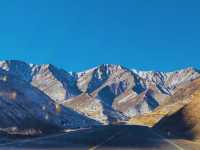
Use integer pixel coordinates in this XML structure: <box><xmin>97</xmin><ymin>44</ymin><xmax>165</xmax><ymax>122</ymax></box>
<box><xmin>127</xmin><ymin>101</ymin><xmax>187</xmax><ymax>127</ymax></box>
<box><xmin>180</xmin><ymin>90</ymin><xmax>200</xmax><ymax>139</ymax></box>
<box><xmin>128</xmin><ymin>78</ymin><xmax>200</xmax><ymax>127</ymax></box>
<box><xmin>151</xmin><ymin>78</ymin><xmax>200</xmax><ymax>140</ymax></box>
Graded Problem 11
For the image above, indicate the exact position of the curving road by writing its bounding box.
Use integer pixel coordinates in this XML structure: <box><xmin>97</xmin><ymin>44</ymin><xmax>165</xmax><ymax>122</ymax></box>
<box><xmin>0</xmin><ymin>126</ymin><xmax>199</xmax><ymax>150</ymax></box>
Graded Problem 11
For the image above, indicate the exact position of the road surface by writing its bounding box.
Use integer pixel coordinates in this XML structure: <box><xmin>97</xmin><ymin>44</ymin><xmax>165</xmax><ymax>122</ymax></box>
<box><xmin>0</xmin><ymin>125</ymin><xmax>199</xmax><ymax>150</ymax></box>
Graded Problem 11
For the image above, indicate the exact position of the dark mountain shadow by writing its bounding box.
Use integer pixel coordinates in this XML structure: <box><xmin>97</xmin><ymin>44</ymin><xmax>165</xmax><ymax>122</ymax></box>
<box><xmin>0</xmin><ymin>126</ymin><xmax>174</xmax><ymax>149</ymax></box>
<box><xmin>98</xmin><ymin>86</ymin><xmax>116</xmax><ymax>106</ymax></box>
<box><xmin>0</xmin><ymin>61</ymin><xmax>82</xmax><ymax>99</ymax></box>
<box><xmin>87</xmin><ymin>67</ymin><xmax>110</xmax><ymax>93</ymax></box>
<box><xmin>153</xmin><ymin>107</ymin><xmax>195</xmax><ymax>140</ymax></box>
<box><xmin>131</xmin><ymin>72</ymin><xmax>146</xmax><ymax>94</ymax></box>
<box><xmin>1</xmin><ymin>60</ymin><xmax>33</xmax><ymax>82</ymax></box>
<box><xmin>0</xmin><ymin>69</ymin><xmax>100</xmax><ymax>134</ymax></box>
<box><xmin>145</xmin><ymin>90</ymin><xmax>159</xmax><ymax>110</ymax></box>
<box><xmin>48</xmin><ymin>65</ymin><xmax>82</xmax><ymax>98</ymax></box>
<box><xmin>97</xmin><ymin>86</ymin><xmax>126</xmax><ymax>124</ymax></box>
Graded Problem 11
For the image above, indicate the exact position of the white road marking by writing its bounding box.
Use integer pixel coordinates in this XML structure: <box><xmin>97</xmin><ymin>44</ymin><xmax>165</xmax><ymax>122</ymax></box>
<box><xmin>174</xmin><ymin>139</ymin><xmax>200</xmax><ymax>146</ymax></box>
<box><xmin>0</xmin><ymin>128</ymin><xmax>91</xmax><ymax>147</ymax></box>
<box><xmin>0</xmin><ymin>127</ymin><xmax>189</xmax><ymax>150</ymax></box>
<box><xmin>89</xmin><ymin>129</ymin><xmax>126</xmax><ymax>150</ymax></box>
<box><xmin>150</xmin><ymin>130</ymin><xmax>185</xmax><ymax>150</ymax></box>
<box><xmin>90</xmin><ymin>127</ymin><xmax>185</xmax><ymax>150</ymax></box>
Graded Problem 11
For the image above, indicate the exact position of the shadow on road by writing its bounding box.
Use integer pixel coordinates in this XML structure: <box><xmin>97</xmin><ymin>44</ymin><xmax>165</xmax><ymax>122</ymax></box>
<box><xmin>0</xmin><ymin>125</ymin><xmax>186</xmax><ymax>150</ymax></box>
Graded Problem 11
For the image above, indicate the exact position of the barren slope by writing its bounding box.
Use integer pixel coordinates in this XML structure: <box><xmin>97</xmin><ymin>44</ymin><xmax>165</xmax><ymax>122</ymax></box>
<box><xmin>153</xmin><ymin>78</ymin><xmax>200</xmax><ymax>140</ymax></box>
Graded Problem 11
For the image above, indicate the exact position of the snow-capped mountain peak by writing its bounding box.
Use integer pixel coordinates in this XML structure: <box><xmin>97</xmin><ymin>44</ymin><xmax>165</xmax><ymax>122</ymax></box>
<box><xmin>0</xmin><ymin>60</ymin><xmax>200</xmax><ymax>127</ymax></box>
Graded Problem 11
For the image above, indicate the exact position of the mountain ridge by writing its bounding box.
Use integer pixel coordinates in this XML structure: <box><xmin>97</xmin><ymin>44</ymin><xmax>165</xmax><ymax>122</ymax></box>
<box><xmin>1</xmin><ymin>59</ymin><xmax>198</xmax><ymax>75</ymax></box>
<box><xmin>0</xmin><ymin>60</ymin><xmax>199</xmax><ymax>127</ymax></box>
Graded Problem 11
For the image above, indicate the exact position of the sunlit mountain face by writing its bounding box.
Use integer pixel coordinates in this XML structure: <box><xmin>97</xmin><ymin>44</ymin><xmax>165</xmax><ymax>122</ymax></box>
<box><xmin>0</xmin><ymin>60</ymin><xmax>199</xmax><ymax>131</ymax></box>
<box><xmin>0</xmin><ymin>60</ymin><xmax>200</xmax><ymax>150</ymax></box>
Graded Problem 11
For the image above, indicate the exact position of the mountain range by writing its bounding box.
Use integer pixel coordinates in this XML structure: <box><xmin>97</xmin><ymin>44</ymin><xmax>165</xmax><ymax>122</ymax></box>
<box><xmin>0</xmin><ymin>60</ymin><xmax>199</xmax><ymax>134</ymax></box>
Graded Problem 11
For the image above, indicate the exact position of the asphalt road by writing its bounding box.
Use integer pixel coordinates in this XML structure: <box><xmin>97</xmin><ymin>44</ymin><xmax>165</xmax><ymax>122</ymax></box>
<box><xmin>0</xmin><ymin>126</ymin><xmax>199</xmax><ymax>150</ymax></box>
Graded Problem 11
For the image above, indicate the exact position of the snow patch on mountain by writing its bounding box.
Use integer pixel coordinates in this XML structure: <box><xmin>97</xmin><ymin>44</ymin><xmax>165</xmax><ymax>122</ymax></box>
<box><xmin>0</xmin><ymin>60</ymin><xmax>199</xmax><ymax>123</ymax></box>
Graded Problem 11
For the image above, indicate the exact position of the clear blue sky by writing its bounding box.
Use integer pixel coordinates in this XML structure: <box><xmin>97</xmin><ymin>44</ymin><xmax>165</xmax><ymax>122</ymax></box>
<box><xmin>0</xmin><ymin>0</ymin><xmax>199</xmax><ymax>72</ymax></box>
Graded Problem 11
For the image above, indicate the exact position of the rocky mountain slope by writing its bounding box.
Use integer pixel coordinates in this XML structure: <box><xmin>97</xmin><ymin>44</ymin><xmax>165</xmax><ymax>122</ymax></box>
<box><xmin>75</xmin><ymin>64</ymin><xmax>199</xmax><ymax>119</ymax></box>
<box><xmin>153</xmin><ymin>78</ymin><xmax>200</xmax><ymax>140</ymax></box>
<box><xmin>0</xmin><ymin>65</ymin><xmax>100</xmax><ymax>134</ymax></box>
<box><xmin>0</xmin><ymin>60</ymin><xmax>199</xmax><ymax>127</ymax></box>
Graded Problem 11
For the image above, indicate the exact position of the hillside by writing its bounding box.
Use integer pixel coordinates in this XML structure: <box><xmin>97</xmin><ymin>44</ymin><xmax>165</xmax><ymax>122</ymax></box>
<box><xmin>153</xmin><ymin>78</ymin><xmax>200</xmax><ymax>140</ymax></box>
<box><xmin>0</xmin><ymin>60</ymin><xmax>200</xmax><ymax>129</ymax></box>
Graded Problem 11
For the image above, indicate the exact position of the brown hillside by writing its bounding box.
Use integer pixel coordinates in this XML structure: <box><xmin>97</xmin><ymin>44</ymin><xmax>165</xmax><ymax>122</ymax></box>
<box><xmin>128</xmin><ymin>78</ymin><xmax>200</xmax><ymax>128</ymax></box>
<box><xmin>154</xmin><ymin>78</ymin><xmax>200</xmax><ymax>140</ymax></box>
